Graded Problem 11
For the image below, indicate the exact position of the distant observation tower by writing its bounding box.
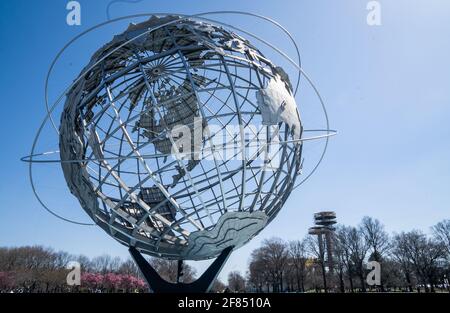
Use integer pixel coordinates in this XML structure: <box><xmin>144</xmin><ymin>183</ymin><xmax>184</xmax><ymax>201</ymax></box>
<box><xmin>308</xmin><ymin>211</ymin><xmax>337</xmax><ymax>272</ymax></box>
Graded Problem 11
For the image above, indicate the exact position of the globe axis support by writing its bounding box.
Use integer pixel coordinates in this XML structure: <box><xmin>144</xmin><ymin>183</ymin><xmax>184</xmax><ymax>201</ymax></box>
<box><xmin>129</xmin><ymin>246</ymin><xmax>233</xmax><ymax>293</ymax></box>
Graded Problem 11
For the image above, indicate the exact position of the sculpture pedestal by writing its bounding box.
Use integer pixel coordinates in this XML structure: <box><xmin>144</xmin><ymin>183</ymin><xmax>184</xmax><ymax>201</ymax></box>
<box><xmin>129</xmin><ymin>246</ymin><xmax>233</xmax><ymax>293</ymax></box>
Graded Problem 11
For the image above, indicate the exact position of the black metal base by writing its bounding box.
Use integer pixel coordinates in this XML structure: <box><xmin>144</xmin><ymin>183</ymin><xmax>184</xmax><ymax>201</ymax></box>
<box><xmin>129</xmin><ymin>246</ymin><xmax>233</xmax><ymax>293</ymax></box>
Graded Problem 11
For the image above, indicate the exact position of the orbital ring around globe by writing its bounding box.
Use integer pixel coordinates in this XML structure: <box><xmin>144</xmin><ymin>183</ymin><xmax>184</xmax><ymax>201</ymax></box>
<box><xmin>25</xmin><ymin>11</ymin><xmax>334</xmax><ymax>227</ymax></box>
<box><xmin>23</xmin><ymin>12</ymin><xmax>336</xmax><ymax>260</ymax></box>
<box><xmin>28</xmin><ymin>11</ymin><xmax>312</xmax><ymax>227</ymax></box>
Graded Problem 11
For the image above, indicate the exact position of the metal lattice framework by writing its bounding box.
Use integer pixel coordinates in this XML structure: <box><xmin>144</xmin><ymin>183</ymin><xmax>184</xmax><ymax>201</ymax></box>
<box><xmin>58</xmin><ymin>15</ymin><xmax>304</xmax><ymax>260</ymax></box>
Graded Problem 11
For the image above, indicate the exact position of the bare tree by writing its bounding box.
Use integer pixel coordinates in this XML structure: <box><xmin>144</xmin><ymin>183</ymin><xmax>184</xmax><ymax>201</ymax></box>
<box><xmin>360</xmin><ymin>216</ymin><xmax>390</xmax><ymax>290</ymax></box>
<box><xmin>118</xmin><ymin>258</ymin><xmax>141</xmax><ymax>277</ymax></box>
<box><xmin>432</xmin><ymin>219</ymin><xmax>450</xmax><ymax>291</ymax></box>
<box><xmin>395</xmin><ymin>231</ymin><xmax>446</xmax><ymax>292</ymax></box>
<box><xmin>349</xmin><ymin>226</ymin><xmax>370</xmax><ymax>292</ymax></box>
<box><xmin>306</xmin><ymin>235</ymin><xmax>328</xmax><ymax>292</ymax></box>
<box><xmin>259</xmin><ymin>238</ymin><xmax>289</xmax><ymax>292</ymax></box>
<box><xmin>210</xmin><ymin>279</ymin><xmax>226</xmax><ymax>293</ymax></box>
<box><xmin>432</xmin><ymin>220</ymin><xmax>450</xmax><ymax>257</ymax></box>
<box><xmin>227</xmin><ymin>271</ymin><xmax>246</xmax><ymax>292</ymax></box>
<box><xmin>76</xmin><ymin>254</ymin><xmax>93</xmax><ymax>272</ymax></box>
<box><xmin>247</xmin><ymin>238</ymin><xmax>289</xmax><ymax>292</ymax></box>
<box><xmin>149</xmin><ymin>258</ymin><xmax>196</xmax><ymax>284</ymax></box>
<box><xmin>381</xmin><ymin>259</ymin><xmax>409</xmax><ymax>291</ymax></box>
<box><xmin>288</xmin><ymin>239</ymin><xmax>308</xmax><ymax>292</ymax></box>
<box><xmin>54</xmin><ymin>251</ymin><xmax>72</xmax><ymax>269</ymax></box>
<box><xmin>109</xmin><ymin>256</ymin><xmax>122</xmax><ymax>273</ymax></box>
<box><xmin>335</xmin><ymin>225</ymin><xmax>369</xmax><ymax>292</ymax></box>
<box><xmin>91</xmin><ymin>255</ymin><xmax>113</xmax><ymax>274</ymax></box>
<box><xmin>333</xmin><ymin>231</ymin><xmax>347</xmax><ymax>292</ymax></box>
<box><xmin>247</xmin><ymin>248</ymin><xmax>271</xmax><ymax>292</ymax></box>
<box><xmin>391</xmin><ymin>233</ymin><xmax>415</xmax><ymax>292</ymax></box>
<box><xmin>360</xmin><ymin>216</ymin><xmax>390</xmax><ymax>262</ymax></box>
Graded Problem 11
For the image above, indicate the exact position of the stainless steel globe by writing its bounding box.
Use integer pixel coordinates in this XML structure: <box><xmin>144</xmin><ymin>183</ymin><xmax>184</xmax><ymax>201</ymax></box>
<box><xmin>59</xmin><ymin>15</ymin><xmax>303</xmax><ymax>260</ymax></box>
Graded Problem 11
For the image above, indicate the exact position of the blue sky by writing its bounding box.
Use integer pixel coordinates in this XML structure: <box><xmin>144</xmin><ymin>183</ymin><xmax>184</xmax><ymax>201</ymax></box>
<box><xmin>1</xmin><ymin>0</ymin><xmax>449</xmax><ymax>281</ymax></box>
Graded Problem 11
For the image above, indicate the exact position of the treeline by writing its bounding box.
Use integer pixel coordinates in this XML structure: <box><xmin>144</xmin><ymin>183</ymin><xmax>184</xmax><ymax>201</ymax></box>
<box><xmin>227</xmin><ymin>217</ymin><xmax>450</xmax><ymax>293</ymax></box>
<box><xmin>0</xmin><ymin>246</ymin><xmax>204</xmax><ymax>293</ymax></box>
<box><xmin>2</xmin><ymin>217</ymin><xmax>449</xmax><ymax>293</ymax></box>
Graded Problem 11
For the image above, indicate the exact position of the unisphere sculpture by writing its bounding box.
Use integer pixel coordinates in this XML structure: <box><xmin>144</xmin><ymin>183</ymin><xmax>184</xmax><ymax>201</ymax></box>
<box><xmin>24</xmin><ymin>13</ymin><xmax>336</xmax><ymax>293</ymax></box>
<box><xmin>60</xmin><ymin>15</ymin><xmax>302</xmax><ymax>261</ymax></box>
